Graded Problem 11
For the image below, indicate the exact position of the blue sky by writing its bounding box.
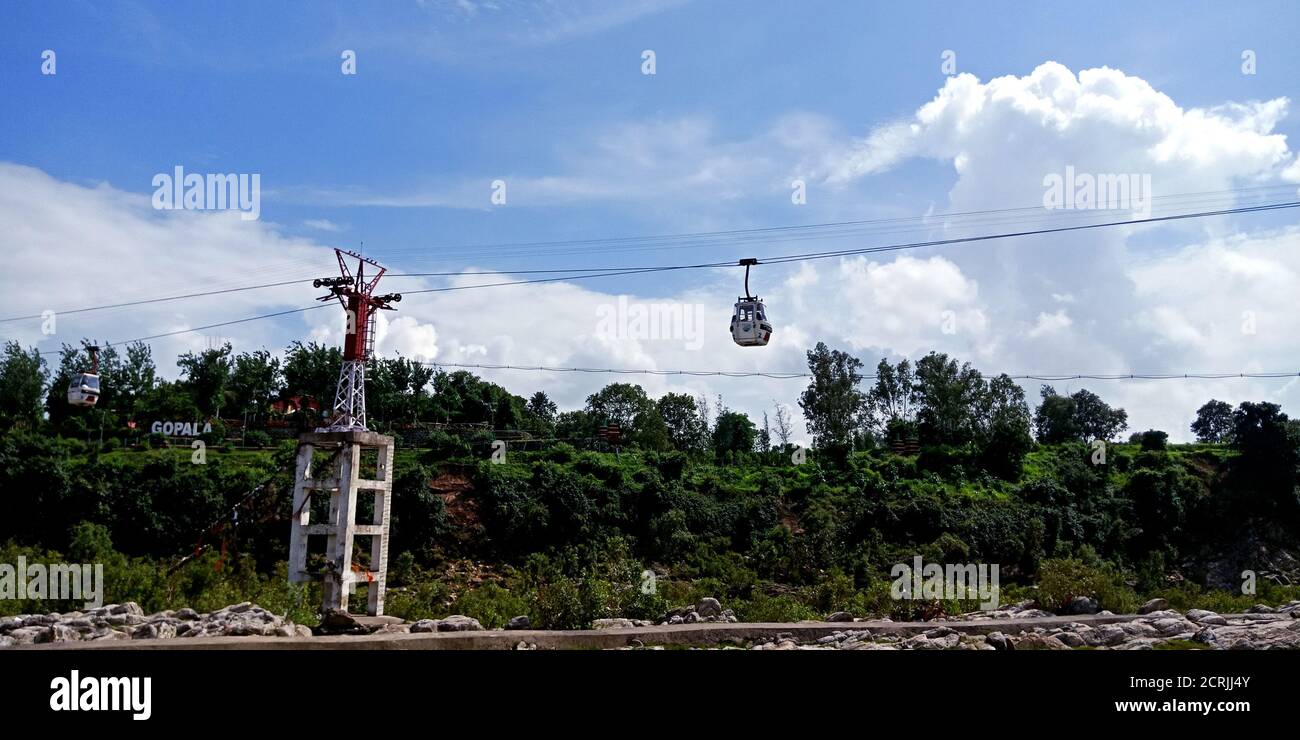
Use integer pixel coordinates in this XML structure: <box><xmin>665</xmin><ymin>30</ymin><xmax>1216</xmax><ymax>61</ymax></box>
<box><xmin>2</xmin><ymin>1</ymin><xmax>1299</xmax><ymax>438</ymax></box>
<box><xmin>6</xmin><ymin>1</ymin><xmax>1295</xmax><ymax>266</ymax></box>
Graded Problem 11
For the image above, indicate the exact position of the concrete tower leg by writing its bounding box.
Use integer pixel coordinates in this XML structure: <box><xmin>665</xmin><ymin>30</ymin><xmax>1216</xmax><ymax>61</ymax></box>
<box><xmin>287</xmin><ymin>430</ymin><xmax>394</xmax><ymax>616</ymax></box>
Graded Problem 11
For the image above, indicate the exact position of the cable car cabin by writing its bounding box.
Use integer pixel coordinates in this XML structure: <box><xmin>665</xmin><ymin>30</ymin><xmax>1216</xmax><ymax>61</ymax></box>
<box><xmin>67</xmin><ymin>373</ymin><xmax>101</xmax><ymax>407</ymax></box>
<box><xmin>731</xmin><ymin>298</ymin><xmax>772</xmax><ymax>347</ymax></box>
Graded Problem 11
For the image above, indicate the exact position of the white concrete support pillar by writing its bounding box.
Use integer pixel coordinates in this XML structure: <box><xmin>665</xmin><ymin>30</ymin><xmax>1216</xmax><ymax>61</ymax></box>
<box><xmin>287</xmin><ymin>430</ymin><xmax>395</xmax><ymax>616</ymax></box>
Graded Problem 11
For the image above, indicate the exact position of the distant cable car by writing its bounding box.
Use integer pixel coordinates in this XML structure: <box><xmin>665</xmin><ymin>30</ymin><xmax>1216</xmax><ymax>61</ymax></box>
<box><xmin>67</xmin><ymin>345</ymin><xmax>101</xmax><ymax>407</ymax></box>
<box><xmin>731</xmin><ymin>258</ymin><xmax>772</xmax><ymax>347</ymax></box>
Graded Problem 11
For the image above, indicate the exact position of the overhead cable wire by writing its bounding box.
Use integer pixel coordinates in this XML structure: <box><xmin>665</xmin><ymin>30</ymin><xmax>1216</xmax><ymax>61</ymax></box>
<box><xmin>12</xmin><ymin>198</ymin><xmax>1300</xmax><ymax>350</ymax></box>
<box><xmin>8</xmin><ymin>191</ymin><xmax>1297</xmax><ymax>322</ymax></box>
<box><xmin>422</xmin><ymin>361</ymin><xmax>1300</xmax><ymax>381</ymax></box>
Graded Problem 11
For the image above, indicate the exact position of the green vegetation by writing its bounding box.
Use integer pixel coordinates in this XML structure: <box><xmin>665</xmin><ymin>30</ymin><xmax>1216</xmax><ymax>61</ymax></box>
<box><xmin>1</xmin><ymin>338</ymin><xmax>1298</xmax><ymax>627</ymax></box>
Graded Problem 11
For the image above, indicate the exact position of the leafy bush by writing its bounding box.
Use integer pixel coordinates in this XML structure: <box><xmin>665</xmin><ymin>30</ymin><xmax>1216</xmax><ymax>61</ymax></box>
<box><xmin>451</xmin><ymin>583</ymin><xmax>530</xmax><ymax>629</ymax></box>
<box><xmin>243</xmin><ymin>430</ymin><xmax>273</xmax><ymax>448</ymax></box>
<box><xmin>1036</xmin><ymin>557</ymin><xmax>1138</xmax><ymax>614</ymax></box>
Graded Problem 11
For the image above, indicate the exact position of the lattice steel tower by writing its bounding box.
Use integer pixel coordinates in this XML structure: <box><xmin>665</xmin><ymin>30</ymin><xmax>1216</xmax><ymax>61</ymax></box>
<box><xmin>314</xmin><ymin>249</ymin><xmax>401</xmax><ymax>432</ymax></box>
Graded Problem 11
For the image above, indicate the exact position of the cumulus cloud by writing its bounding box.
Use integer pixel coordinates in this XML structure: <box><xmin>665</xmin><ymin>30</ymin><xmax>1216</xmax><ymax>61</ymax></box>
<box><xmin>6</xmin><ymin>61</ymin><xmax>1300</xmax><ymax>442</ymax></box>
<box><xmin>831</xmin><ymin>62</ymin><xmax>1292</xmax><ymax>192</ymax></box>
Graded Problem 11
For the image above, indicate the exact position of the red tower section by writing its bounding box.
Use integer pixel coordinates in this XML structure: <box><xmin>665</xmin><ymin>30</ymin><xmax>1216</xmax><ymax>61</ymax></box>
<box><xmin>314</xmin><ymin>249</ymin><xmax>401</xmax><ymax>431</ymax></box>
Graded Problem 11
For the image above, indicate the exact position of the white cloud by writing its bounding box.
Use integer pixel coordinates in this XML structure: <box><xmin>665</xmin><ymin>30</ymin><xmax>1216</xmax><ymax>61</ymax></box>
<box><xmin>832</xmin><ymin>63</ymin><xmax>1292</xmax><ymax>192</ymax></box>
<box><xmin>7</xmin><ymin>61</ymin><xmax>1300</xmax><ymax>442</ymax></box>
<box><xmin>1027</xmin><ymin>310</ymin><xmax>1072</xmax><ymax>338</ymax></box>
<box><xmin>303</xmin><ymin>218</ymin><xmax>343</xmax><ymax>232</ymax></box>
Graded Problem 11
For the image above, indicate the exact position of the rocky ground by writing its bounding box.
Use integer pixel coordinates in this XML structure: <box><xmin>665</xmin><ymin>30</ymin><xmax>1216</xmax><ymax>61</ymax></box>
<box><xmin>0</xmin><ymin>601</ymin><xmax>311</xmax><ymax>646</ymax></box>
<box><xmin>668</xmin><ymin>598</ymin><xmax>1300</xmax><ymax>651</ymax></box>
<box><xmin>4</xmin><ymin>597</ymin><xmax>1297</xmax><ymax>649</ymax></box>
<box><xmin>735</xmin><ymin>610</ymin><xmax>1300</xmax><ymax>651</ymax></box>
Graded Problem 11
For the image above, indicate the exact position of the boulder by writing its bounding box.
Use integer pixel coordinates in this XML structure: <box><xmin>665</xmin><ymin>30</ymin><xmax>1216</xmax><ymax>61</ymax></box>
<box><xmin>1014</xmin><ymin>634</ymin><xmax>1070</xmax><ymax>650</ymax></box>
<box><xmin>825</xmin><ymin>611</ymin><xmax>854</xmax><ymax>622</ymax></box>
<box><xmin>409</xmin><ymin>619</ymin><xmax>438</xmax><ymax>633</ymax></box>
<box><xmin>592</xmin><ymin>618</ymin><xmax>636</xmax><ymax>630</ymax></box>
<box><xmin>695</xmin><ymin>597</ymin><xmax>723</xmax><ymax>618</ymax></box>
<box><xmin>1186</xmin><ymin>610</ymin><xmax>1227</xmax><ymax>626</ymax></box>
<box><xmin>316</xmin><ymin>609</ymin><xmax>371</xmax><ymax>636</ymax></box>
<box><xmin>7</xmin><ymin>627</ymin><xmax>41</xmax><ymax>645</ymax></box>
<box><xmin>109</xmin><ymin>602</ymin><xmax>144</xmax><ymax>617</ymax></box>
<box><xmin>1062</xmin><ymin>596</ymin><xmax>1100</xmax><ymax>615</ymax></box>
<box><xmin>1137</xmin><ymin>598</ymin><xmax>1170</xmax><ymax>615</ymax></box>
<box><xmin>37</xmin><ymin>625</ymin><xmax>80</xmax><ymax>644</ymax></box>
<box><xmin>1151</xmin><ymin>618</ymin><xmax>1194</xmax><ymax>637</ymax></box>
<box><xmin>1097</xmin><ymin>624</ymin><xmax>1129</xmax><ymax>647</ymax></box>
<box><xmin>1054</xmin><ymin>632</ymin><xmax>1087</xmax><ymax>648</ymax></box>
<box><xmin>506</xmin><ymin>615</ymin><xmax>531</xmax><ymax>630</ymax></box>
<box><xmin>437</xmin><ymin>615</ymin><xmax>484</xmax><ymax>632</ymax></box>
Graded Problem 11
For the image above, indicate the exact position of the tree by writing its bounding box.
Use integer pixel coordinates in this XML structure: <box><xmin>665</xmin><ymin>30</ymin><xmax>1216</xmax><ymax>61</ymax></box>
<box><xmin>368</xmin><ymin>355</ymin><xmax>435</xmax><ymax>425</ymax></box>
<box><xmin>772</xmin><ymin>401</ymin><xmax>794</xmax><ymax>448</ymax></box>
<box><xmin>713</xmin><ymin>409</ymin><xmax>757</xmax><ymax>455</ymax></box>
<box><xmin>975</xmin><ymin>374</ymin><xmax>1034</xmax><ymax>478</ymax></box>
<box><xmin>798</xmin><ymin>342</ymin><xmax>867</xmax><ymax>450</ymax></box>
<box><xmin>866</xmin><ymin>357</ymin><xmax>915</xmax><ymax>441</ymax></box>
<box><xmin>632</xmin><ymin>407</ymin><xmax>672</xmax><ymax>451</ymax></box>
<box><xmin>524</xmin><ymin>391</ymin><xmax>558</xmax><ymax>437</ymax></box>
<box><xmin>177</xmin><ymin>343</ymin><xmax>234</xmax><ymax>417</ymax></box>
<box><xmin>1219</xmin><ymin>401</ymin><xmax>1300</xmax><ymax>527</ymax></box>
<box><xmin>228</xmin><ymin>350</ymin><xmax>282</xmax><ymax>425</ymax></box>
<box><xmin>656</xmin><ymin>392</ymin><xmax>706</xmax><ymax>452</ymax></box>
<box><xmin>0</xmin><ymin>342</ymin><xmax>47</xmax><ymax>428</ymax></box>
<box><xmin>555</xmin><ymin>409</ymin><xmax>595</xmax><ymax>441</ymax></box>
<box><xmin>1034</xmin><ymin>385</ymin><xmax>1078</xmax><ymax>443</ymax></box>
<box><xmin>111</xmin><ymin>342</ymin><xmax>157</xmax><ymax>418</ymax></box>
<box><xmin>1034</xmin><ymin>386</ymin><xmax>1127</xmax><ymax>443</ymax></box>
<box><xmin>1131</xmin><ymin>430</ymin><xmax>1168</xmax><ymax>451</ymax></box>
<box><xmin>585</xmin><ymin>383</ymin><xmax>653</xmax><ymax>432</ymax></box>
<box><xmin>696</xmin><ymin>394</ymin><xmax>713</xmax><ymax>450</ymax></box>
<box><xmin>1191</xmin><ymin>399</ymin><xmax>1234</xmax><ymax>443</ymax></box>
<box><xmin>139</xmin><ymin>379</ymin><xmax>202</xmax><ymax>421</ymax></box>
<box><xmin>1072</xmin><ymin>389</ymin><xmax>1128</xmax><ymax>442</ymax></box>
<box><xmin>911</xmin><ymin>352</ymin><xmax>983</xmax><ymax>446</ymax></box>
<box><xmin>281</xmin><ymin>341</ymin><xmax>342</xmax><ymax>408</ymax></box>
<box><xmin>526</xmin><ymin>392</ymin><xmax>558</xmax><ymax>424</ymax></box>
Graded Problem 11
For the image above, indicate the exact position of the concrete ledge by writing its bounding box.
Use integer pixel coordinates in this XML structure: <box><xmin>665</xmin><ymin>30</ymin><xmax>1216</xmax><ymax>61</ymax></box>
<box><xmin>11</xmin><ymin>613</ymin><xmax>1151</xmax><ymax>651</ymax></box>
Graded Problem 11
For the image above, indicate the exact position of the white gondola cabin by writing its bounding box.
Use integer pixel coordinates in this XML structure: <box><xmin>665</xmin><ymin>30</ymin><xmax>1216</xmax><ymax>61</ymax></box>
<box><xmin>67</xmin><ymin>344</ymin><xmax>101</xmax><ymax>407</ymax></box>
<box><xmin>731</xmin><ymin>298</ymin><xmax>772</xmax><ymax>347</ymax></box>
<box><xmin>731</xmin><ymin>258</ymin><xmax>772</xmax><ymax>347</ymax></box>
<box><xmin>67</xmin><ymin>373</ymin><xmax>101</xmax><ymax>407</ymax></box>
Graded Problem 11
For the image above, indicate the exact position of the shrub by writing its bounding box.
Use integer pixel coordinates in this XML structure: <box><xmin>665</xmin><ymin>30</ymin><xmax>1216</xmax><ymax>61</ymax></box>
<box><xmin>1133</xmin><ymin>430</ymin><xmax>1169</xmax><ymax>451</ymax></box>
<box><xmin>733</xmin><ymin>591</ymin><xmax>818</xmax><ymax>623</ymax></box>
<box><xmin>243</xmin><ymin>430</ymin><xmax>273</xmax><ymax>448</ymax></box>
<box><xmin>1036</xmin><ymin>557</ymin><xmax>1138</xmax><ymax>614</ymax></box>
<box><xmin>452</xmin><ymin>583</ymin><xmax>530</xmax><ymax>629</ymax></box>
